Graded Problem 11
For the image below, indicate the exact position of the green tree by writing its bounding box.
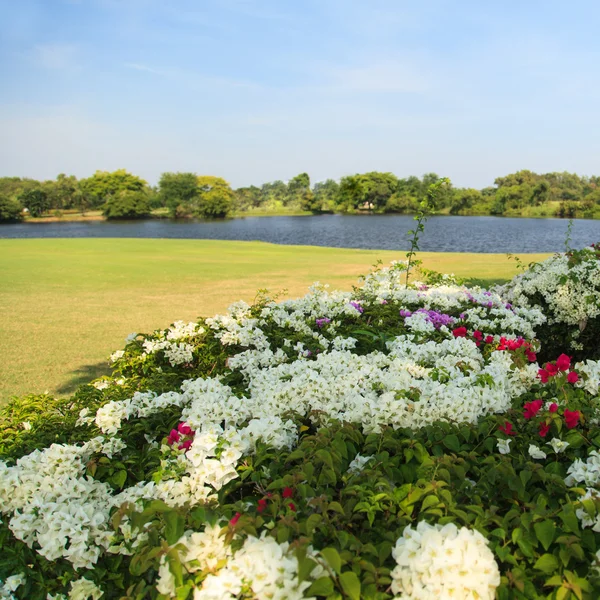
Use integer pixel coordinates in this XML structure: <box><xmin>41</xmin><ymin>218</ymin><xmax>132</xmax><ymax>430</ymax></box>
<box><xmin>43</xmin><ymin>174</ymin><xmax>82</xmax><ymax>210</ymax></box>
<box><xmin>384</xmin><ymin>194</ymin><xmax>418</xmax><ymax>213</ymax></box>
<box><xmin>19</xmin><ymin>188</ymin><xmax>49</xmax><ymax>217</ymax></box>
<box><xmin>80</xmin><ymin>170</ymin><xmax>147</xmax><ymax>208</ymax></box>
<box><xmin>0</xmin><ymin>194</ymin><xmax>23</xmax><ymax>222</ymax></box>
<box><xmin>287</xmin><ymin>172</ymin><xmax>310</xmax><ymax>206</ymax></box>
<box><xmin>234</xmin><ymin>186</ymin><xmax>262</xmax><ymax>211</ymax></box>
<box><xmin>450</xmin><ymin>188</ymin><xmax>483</xmax><ymax>215</ymax></box>
<box><xmin>196</xmin><ymin>176</ymin><xmax>234</xmax><ymax>219</ymax></box>
<box><xmin>102</xmin><ymin>190</ymin><xmax>151</xmax><ymax>220</ymax></box>
<box><xmin>158</xmin><ymin>172</ymin><xmax>199</xmax><ymax>217</ymax></box>
<box><xmin>311</xmin><ymin>179</ymin><xmax>340</xmax><ymax>212</ymax></box>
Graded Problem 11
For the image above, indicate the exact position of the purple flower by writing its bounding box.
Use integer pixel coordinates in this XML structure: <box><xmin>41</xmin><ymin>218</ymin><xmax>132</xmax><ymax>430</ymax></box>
<box><xmin>380</xmin><ymin>299</ymin><xmax>388</xmax><ymax>305</ymax></box>
<box><xmin>505</xmin><ymin>303</ymin><xmax>513</xmax><ymax>310</ymax></box>
<box><xmin>410</xmin><ymin>308</ymin><xmax>455</xmax><ymax>329</ymax></box>
<box><xmin>459</xmin><ymin>313</ymin><xmax>466</xmax><ymax>320</ymax></box>
<box><xmin>316</xmin><ymin>317</ymin><xmax>331</xmax><ymax>328</ymax></box>
<box><xmin>399</xmin><ymin>309</ymin><xmax>412</xmax><ymax>318</ymax></box>
<box><xmin>349</xmin><ymin>301</ymin><xmax>364</xmax><ymax>314</ymax></box>
<box><xmin>486</xmin><ymin>302</ymin><xmax>493</xmax><ymax>308</ymax></box>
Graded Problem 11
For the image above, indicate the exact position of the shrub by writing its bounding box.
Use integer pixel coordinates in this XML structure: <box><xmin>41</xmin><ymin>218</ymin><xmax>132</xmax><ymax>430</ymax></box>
<box><xmin>501</xmin><ymin>245</ymin><xmax>600</xmax><ymax>362</ymax></box>
<box><xmin>2</xmin><ymin>263</ymin><xmax>600</xmax><ymax>599</ymax></box>
<box><xmin>0</xmin><ymin>194</ymin><xmax>23</xmax><ymax>223</ymax></box>
<box><xmin>102</xmin><ymin>190</ymin><xmax>151</xmax><ymax>220</ymax></box>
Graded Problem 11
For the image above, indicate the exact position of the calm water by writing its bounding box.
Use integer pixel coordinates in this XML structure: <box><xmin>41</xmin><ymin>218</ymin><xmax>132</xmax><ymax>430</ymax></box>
<box><xmin>1</xmin><ymin>215</ymin><xmax>599</xmax><ymax>253</ymax></box>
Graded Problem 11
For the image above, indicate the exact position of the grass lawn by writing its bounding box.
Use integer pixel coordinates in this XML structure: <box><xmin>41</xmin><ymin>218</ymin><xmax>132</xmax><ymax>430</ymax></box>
<box><xmin>0</xmin><ymin>238</ymin><xmax>550</xmax><ymax>403</ymax></box>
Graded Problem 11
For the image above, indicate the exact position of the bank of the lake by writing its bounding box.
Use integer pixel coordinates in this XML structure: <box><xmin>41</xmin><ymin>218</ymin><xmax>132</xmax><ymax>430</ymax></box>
<box><xmin>0</xmin><ymin>238</ymin><xmax>550</xmax><ymax>403</ymax></box>
<box><xmin>2</xmin><ymin>214</ymin><xmax>598</xmax><ymax>253</ymax></box>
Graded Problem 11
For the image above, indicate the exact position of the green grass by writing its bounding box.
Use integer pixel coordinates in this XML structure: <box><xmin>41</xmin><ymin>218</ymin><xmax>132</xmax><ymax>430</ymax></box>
<box><xmin>0</xmin><ymin>239</ymin><xmax>550</xmax><ymax>403</ymax></box>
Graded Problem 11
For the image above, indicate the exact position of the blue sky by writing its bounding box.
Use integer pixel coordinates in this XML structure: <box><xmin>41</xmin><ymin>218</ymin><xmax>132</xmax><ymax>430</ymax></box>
<box><xmin>0</xmin><ymin>0</ymin><xmax>599</xmax><ymax>188</ymax></box>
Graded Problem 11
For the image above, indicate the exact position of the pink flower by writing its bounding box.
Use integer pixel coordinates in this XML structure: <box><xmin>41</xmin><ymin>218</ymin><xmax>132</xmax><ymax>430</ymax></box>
<box><xmin>257</xmin><ymin>498</ymin><xmax>268</xmax><ymax>513</ymax></box>
<box><xmin>178</xmin><ymin>422</ymin><xmax>193</xmax><ymax>436</ymax></box>
<box><xmin>473</xmin><ymin>330</ymin><xmax>483</xmax><ymax>341</ymax></box>
<box><xmin>564</xmin><ymin>409</ymin><xmax>580</xmax><ymax>429</ymax></box>
<box><xmin>498</xmin><ymin>421</ymin><xmax>517</xmax><ymax>436</ymax></box>
<box><xmin>523</xmin><ymin>399</ymin><xmax>543</xmax><ymax>420</ymax></box>
<box><xmin>452</xmin><ymin>327</ymin><xmax>467</xmax><ymax>338</ymax></box>
<box><xmin>485</xmin><ymin>335</ymin><xmax>494</xmax><ymax>344</ymax></box>
<box><xmin>549</xmin><ymin>403</ymin><xmax>558</xmax><ymax>413</ymax></box>
<box><xmin>538</xmin><ymin>369</ymin><xmax>550</xmax><ymax>383</ymax></box>
<box><xmin>167</xmin><ymin>429</ymin><xmax>180</xmax><ymax>445</ymax></box>
<box><xmin>526</xmin><ymin>351</ymin><xmax>537</xmax><ymax>362</ymax></box>
<box><xmin>288</xmin><ymin>502</ymin><xmax>296</xmax><ymax>512</ymax></box>
<box><xmin>539</xmin><ymin>422</ymin><xmax>550</xmax><ymax>438</ymax></box>
<box><xmin>567</xmin><ymin>371</ymin><xmax>579</xmax><ymax>384</ymax></box>
<box><xmin>178</xmin><ymin>440</ymin><xmax>193</xmax><ymax>451</ymax></box>
<box><xmin>556</xmin><ymin>354</ymin><xmax>571</xmax><ymax>371</ymax></box>
<box><xmin>229</xmin><ymin>512</ymin><xmax>241</xmax><ymax>526</ymax></box>
<box><xmin>545</xmin><ymin>362</ymin><xmax>559</xmax><ymax>376</ymax></box>
<box><xmin>282</xmin><ymin>487</ymin><xmax>294</xmax><ymax>499</ymax></box>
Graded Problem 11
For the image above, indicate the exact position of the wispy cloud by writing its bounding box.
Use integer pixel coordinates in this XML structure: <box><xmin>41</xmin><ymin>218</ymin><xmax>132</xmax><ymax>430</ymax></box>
<box><xmin>32</xmin><ymin>43</ymin><xmax>79</xmax><ymax>70</ymax></box>
<box><xmin>122</xmin><ymin>62</ymin><xmax>261</xmax><ymax>89</ymax></box>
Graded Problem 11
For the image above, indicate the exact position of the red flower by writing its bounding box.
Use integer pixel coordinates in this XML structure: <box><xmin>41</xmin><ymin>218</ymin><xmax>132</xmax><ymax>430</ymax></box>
<box><xmin>178</xmin><ymin>422</ymin><xmax>193</xmax><ymax>435</ymax></box>
<box><xmin>555</xmin><ymin>354</ymin><xmax>571</xmax><ymax>371</ymax></box>
<box><xmin>288</xmin><ymin>502</ymin><xmax>296</xmax><ymax>512</ymax></box>
<box><xmin>538</xmin><ymin>369</ymin><xmax>549</xmax><ymax>383</ymax></box>
<box><xmin>538</xmin><ymin>422</ymin><xmax>550</xmax><ymax>437</ymax></box>
<box><xmin>257</xmin><ymin>498</ymin><xmax>268</xmax><ymax>513</ymax></box>
<box><xmin>564</xmin><ymin>409</ymin><xmax>580</xmax><ymax>429</ymax></box>
<box><xmin>523</xmin><ymin>399</ymin><xmax>543</xmax><ymax>419</ymax></box>
<box><xmin>567</xmin><ymin>371</ymin><xmax>579</xmax><ymax>384</ymax></box>
<box><xmin>167</xmin><ymin>429</ymin><xmax>180</xmax><ymax>445</ymax></box>
<box><xmin>545</xmin><ymin>362</ymin><xmax>559</xmax><ymax>376</ymax></box>
<box><xmin>282</xmin><ymin>487</ymin><xmax>294</xmax><ymax>499</ymax></box>
<box><xmin>452</xmin><ymin>327</ymin><xmax>467</xmax><ymax>338</ymax></box>
<box><xmin>473</xmin><ymin>330</ymin><xmax>483</xmax><ymax>341</ymax></box>
<box><xmin>549</xmin><ymin>403</ymin><xmax>558</xmax><ymax>413</ymax></box>
<box><xmin>498</xmin><ymin>421</ymin><xmax>517</xmax><ymax>436</ymax></box>
<box><xmin>485</xmin><ymin>335</ymin><xmax>494</xmax><ymax>344</ymax></box>
<box><xmin>229</xmin><ymin>512</ymin><xmax>241</xmax><ymax>526</ymax></box>
<box><xmin>178</xmin><ymin>440</ymin><xmax>193</xmax><ymax>451</ymax></box>
<box><xmin>526</xmin><ymin>351</ymin><xmax>537</xmax><ymax>362</ymax></box>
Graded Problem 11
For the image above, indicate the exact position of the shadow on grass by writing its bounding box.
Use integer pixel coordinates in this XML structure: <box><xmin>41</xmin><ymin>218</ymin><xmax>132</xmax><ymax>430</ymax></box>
<box><xmin>56</xmin><ymin>362</ymin><xmax>112</xmax><ymax>395</ymax></box>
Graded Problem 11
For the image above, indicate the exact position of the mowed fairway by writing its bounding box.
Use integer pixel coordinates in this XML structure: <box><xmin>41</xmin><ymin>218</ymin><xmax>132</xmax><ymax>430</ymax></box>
<box><xmin>0</xmin><ymin>238</ymin><xmax>550</xmax><ymax>403</ymax></box>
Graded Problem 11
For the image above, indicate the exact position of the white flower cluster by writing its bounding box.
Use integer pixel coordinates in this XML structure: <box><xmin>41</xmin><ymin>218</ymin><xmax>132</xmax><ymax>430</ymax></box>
<box><xmin>347</xmin><ymin>454</ymin><xmax>373</xmax><ymax>474</ymax></box>
<box><xmin>502</xmin><ymin>249</ymin><xmax>600</xmax><ymax>328</ymax></box>
<box><xmin>134</xmin><ymin>321</ymin><xmax>205</xmax><ymax>366</ymax></box>
<box><xmin>195</xmin><ymin>532</ymin><xmax>321</xmax><ymax>600</ymax></box>
<box><xmin>0</xmin><ymin>574</ymin><xmax>25</xmax><ymax>600</ymax></box>
<box><xmin>0</xmin><ymin>441</ymin><xmax>114</xmax><ymax>569</ymax></box>
<box><xmin>390</xmin><ymin>521</ymin><xmax>500</xmax><ymax>600</ymax></box>
<box><xmin>575</xmin><ymin>488</ymin><xmax>600</xmax><ymax>532</ymax></box>
<box><xmin>565</xmin><ymin>450</ymin><xmax>600</xmax><ymax>487</ymax></box>
<box><xmin>574</xmin><ymin>359</ymin><xmax>600</xmax><ymax>396</ymax></box>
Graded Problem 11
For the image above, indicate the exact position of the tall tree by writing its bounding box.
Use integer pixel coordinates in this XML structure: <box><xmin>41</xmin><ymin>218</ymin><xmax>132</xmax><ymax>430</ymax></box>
<box><xmin>79</xmin><ymin>170</ymin><xmax>147</xmax><ymax>208</ymax></box>
<box><xmin>18</xmin><ymin>188</ymin><xmax>49</xmax><ymax>217</ymax></box>
<box><xmin>158</xmin><ymin>172</ymin><xmax>199</xmax><ymax>217</ymax></box>
<box><xmin>196</xmin><ymin>176</ymin><xmax>234</xmax><ymax>219</ymax></box>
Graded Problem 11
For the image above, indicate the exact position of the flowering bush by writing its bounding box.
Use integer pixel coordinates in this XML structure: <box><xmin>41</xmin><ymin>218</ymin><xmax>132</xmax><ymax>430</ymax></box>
<box><xmin>500</xmin><ymin>245</ymin><xmax>600</xmax><ymax>362</ymax></box>
<box><xmin>1</xmin><ymin>255</ymin><xmax>600</xmax><ymax>599</ymax></box>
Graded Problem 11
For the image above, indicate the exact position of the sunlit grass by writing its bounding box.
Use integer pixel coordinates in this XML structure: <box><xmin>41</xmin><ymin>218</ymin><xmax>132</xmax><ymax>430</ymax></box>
<box><xmin>0</xmin><ymin>238</ymin><xmax>550</xmax><ymax>402</ymax></box>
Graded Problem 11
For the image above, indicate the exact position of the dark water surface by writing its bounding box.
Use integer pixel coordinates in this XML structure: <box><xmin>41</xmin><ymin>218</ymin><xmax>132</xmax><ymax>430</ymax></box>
<box><xmin>1</xmin><ymin>215</ymin><xmax>599</xmax><ymax>253</ymax></box>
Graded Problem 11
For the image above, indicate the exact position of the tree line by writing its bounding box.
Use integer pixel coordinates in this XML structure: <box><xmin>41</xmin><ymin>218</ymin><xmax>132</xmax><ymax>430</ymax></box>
<box><xmin>1</xmin><ymin>168</ymin><xmax>600</xmax><ymax>223</ymax></box>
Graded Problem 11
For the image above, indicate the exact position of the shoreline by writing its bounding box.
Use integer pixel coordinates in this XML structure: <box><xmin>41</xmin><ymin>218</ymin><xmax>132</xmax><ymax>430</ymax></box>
<box><xmin>16</xmin><ymin>211</ymin><xmax>600</xmax><ymax>224</ymax></box>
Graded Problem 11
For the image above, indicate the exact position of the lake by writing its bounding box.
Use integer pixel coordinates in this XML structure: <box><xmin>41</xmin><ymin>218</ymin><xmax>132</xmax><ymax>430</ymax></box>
<box><xmin>0</xmin><ymin>215</ymin><xmax>598</xmax><ymax>253</ymax></box>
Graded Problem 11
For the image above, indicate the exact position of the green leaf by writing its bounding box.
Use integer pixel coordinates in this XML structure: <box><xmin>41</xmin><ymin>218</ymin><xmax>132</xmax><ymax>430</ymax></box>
<box><xmin>306</xmin><ymin>577</ymin><xmax>334</xmax><ymax>597</ymax></box>
<box><xmin>534</xmin><ymin>553</ymin><xmax>559</xmax><ymax>574</ymax></box>
<box><xmin>339</xmin><ymin>571</ymin><xmax>361</xmax><ymax>600</ymax></box>
<box><xmin>442</xmin><ymin>434</ymin><xmax>460</xmax><ymax>452</ymax></box>
<box><xmin>534</xmin><ymin>520</ymin><xmax>556</xmax><ymax>551</ymax></box>
<box><xmin>164</xmin><ymin>511</ymin><xmax>185</xmax><ymax>545</ymax></box>
<box><xmin>321</xmin><ymin>547</ymin><xmax>342</xmax><ymax>575</ymax></box>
